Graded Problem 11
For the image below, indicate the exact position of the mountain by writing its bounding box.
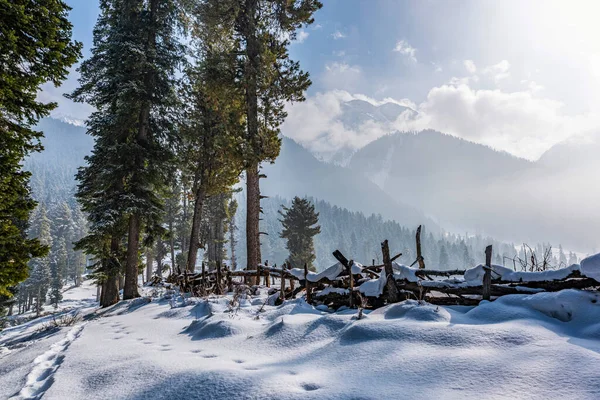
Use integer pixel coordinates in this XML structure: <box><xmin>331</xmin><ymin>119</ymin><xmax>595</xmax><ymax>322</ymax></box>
<box><xmin>339</xmin><ymin>99</ymin><xmax>417</xmax><ymax>128</ymax></box>
<box><xmin>261</xmin><ymin>137</ymin><xmax>433</xmax><ymax>230</ymax></box>
<box><xmin>298</xmin><ymin>99</ymin><xmax>418</xmax><ymax>166</ymax></box>
<box><xmin>348</xmin><ymin>130</ymin><xmax>600</xmax><ymax>251</ymax></box>
<box><xmin>25</xmin><ymin>118</ymin><xmax>93</xmax><ymax>205</ymax></box>
<box><xmin>538</xmin><ymin>131</ymin><xmax>600</xmax><ymax>172</ymax></box>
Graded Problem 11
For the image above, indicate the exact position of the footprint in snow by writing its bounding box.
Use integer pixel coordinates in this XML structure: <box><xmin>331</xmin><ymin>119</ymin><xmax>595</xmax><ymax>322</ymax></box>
<box><xmin>190</xmin><ymin>349</ymin><xmax>202</xmax><ymax>354</ymax></box>
<box><xmin>244</xmin><ymin>366</ymin><xmax>260</xmax><ymax>371</ymax></box>
<box><xmin>301</xmin><ymin>383</ymin><xmax>320</xmax><ymax>392</ymax></box>
<box><xmin>202</xmin><ymin>354</ymin><xmax>218</xmax><ymax>359</ymax></box>
<box><xmin>233</xmin><ymin>359</ymin><xmax>245</xmax><ymax>364</ymax></box>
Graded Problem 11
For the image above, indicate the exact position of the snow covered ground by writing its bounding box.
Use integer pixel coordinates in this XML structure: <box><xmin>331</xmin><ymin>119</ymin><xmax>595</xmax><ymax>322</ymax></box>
<box><xmin>2</xmin><ymin>280</ymin><xmax>600</xmax><ymax>399</ymax></box>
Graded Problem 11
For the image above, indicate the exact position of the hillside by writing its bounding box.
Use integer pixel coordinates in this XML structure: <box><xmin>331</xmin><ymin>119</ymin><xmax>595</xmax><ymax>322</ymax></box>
<box><xmin>235</xmin><ymin>195</ymin><xmax>519</xmax><ymax>270</ymax></box>
<box><xmin>347</xmin><ymin>130</ymin><xmax>599</xmax><ymax>251</ymax></box>
<box><xmin>261</xmin><ymin>137</ymin><xmax>432</xmax><ymax>230</ymax></box>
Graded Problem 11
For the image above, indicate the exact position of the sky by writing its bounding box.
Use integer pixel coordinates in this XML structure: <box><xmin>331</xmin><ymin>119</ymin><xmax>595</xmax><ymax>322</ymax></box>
<box><xmin>44</xmin><ymin>0</ymin><xmax>600</xmax><ymax>161</ymax></box>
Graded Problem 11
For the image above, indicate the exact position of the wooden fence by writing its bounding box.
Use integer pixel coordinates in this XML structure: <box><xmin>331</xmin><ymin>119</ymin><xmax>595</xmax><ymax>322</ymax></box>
<box><xmin>164</xmin><ymin>230</ymin><xmax>599</xmax><ymax>310</ymax></box>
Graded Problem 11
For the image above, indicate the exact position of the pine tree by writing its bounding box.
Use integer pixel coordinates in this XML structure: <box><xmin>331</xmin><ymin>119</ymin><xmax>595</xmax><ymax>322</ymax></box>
<box><xmin>50</xmin><ymin>237</ymin><xmax>67</xmax><ymax>307</ymax></box>
<box><xmin>228</xmin><ymin>198</ymin><xmax>239</xmax><ymax>270</ymax></box>
<box><xmin>180</xmin><ymin>8</ymin><xmax>245</xmax><ymax>272</ymax></box>
<box><xmin>0</xmin><ymin>0</ymin><xmax>80</xmax><ymax>297</ymax></box>
<box><xmin>70</xmin><ymin>0</ymin><xmax>183</xmax><ymax>299</ymax></box>
<box><xmin>438</xmin><ymin>244</ymin><xmax>449</xmax><ymax>267</ymax></box>
<box><xmin>199</xmin><ymin>0</ymin><xmax>321</xmax><ymax>271</ymax></box>
<box><xmin>279</xmin><ymin>197</ymin><xmax>321</xmax><ymax>271</ymax></box>
<box><xmin>27</xmin><ymin>204</ymin><xmax>53</xmax><ymax>315</ymax></box>
<box><xmin>568</xmin><ymin>251</ymin><xmax>578</xmax><ymax>266</ymax></box>
<box><xmin>558</xmin><ymin>245</ymin><xmax>567</xmax><ymax>266</ymax></box>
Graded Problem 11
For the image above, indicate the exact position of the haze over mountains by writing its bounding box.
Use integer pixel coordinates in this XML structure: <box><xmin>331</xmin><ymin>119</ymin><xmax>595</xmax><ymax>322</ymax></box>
<box><xmin>32</xmin><ymin>108</ymin><xmax>600</xmax><ymax>254</ymax></box>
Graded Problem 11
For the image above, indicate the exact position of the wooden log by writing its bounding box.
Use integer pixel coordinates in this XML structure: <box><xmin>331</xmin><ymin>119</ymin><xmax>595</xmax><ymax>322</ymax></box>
<box><xmin>280</xmin><ymin>264</ymin><xmax>286</xmax><ymax>301</ymax></box>
<box><xmin>332</xmin><ymin>250</ymin><xmax>350</xmax><ymax>267</ymax></box>
<box><xmin>483</xmin><ymin>245</ymin><xmax>492</xmax><ymax>301</ymax></box>
<box><xmin>288</xmin><ymin>263</ymin><xmax>295</xmax><ymax>291</ymax></box>
<box><xmin>304</xmin><ymin>263</ymin><xmax>312</xmax><ymax>303</ymax></box>
<box><xmin>504</xmin><ymin>277</ymin><xmax>599</xmax><ymax>291</ymax></box>
<box><xmin>201</xmin><ymin>262</ymin><xmax>206</xmax><ymax>289</ymax></box>
<box><xmin>399</xmin><ymin>280</ymin><xmax>539</xmax><ymax>297</ymax></box>
<box><xmin>415</xmin><ymin>269</ymin><xmax>466</xmax><ymax>278</ymax></box>
<box><xmin>264</xmin><ymin>261</ymin><xmax>270</xmax><ymax>288</ymax></box>
<box><xmin>216</xmin><ymin>261</ymin><xmax>222</xmax><ymax>295</ymax></box>
<box><xmin>348</xmin><ymin>260</ymin><xmax>354</xmax><ymax>308</ymax></box>
<box><xmin>415</xmin><ymin>225</ymin><xmax>425</xmax><ymax>269</ymax></box>
<box><xmin>382</xmin><ymin>240</ymin><xmax>399</xmax><ymax>303</ymax></box>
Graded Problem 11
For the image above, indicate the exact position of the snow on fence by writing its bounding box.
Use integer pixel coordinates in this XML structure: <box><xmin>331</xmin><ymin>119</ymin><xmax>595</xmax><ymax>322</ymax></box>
<box><xmin>164</xmin><ymin>230</ymin><xmax>600</xmax><ymax>310</ymax></box>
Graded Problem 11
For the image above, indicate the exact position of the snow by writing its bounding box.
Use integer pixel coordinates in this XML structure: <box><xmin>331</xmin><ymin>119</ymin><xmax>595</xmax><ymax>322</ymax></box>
<box><xmin>464</xmin><ymin>263</ymin><xmax>581</xmax><ymax>284</ymax></box>
<box><xmin>392</xmin><ymin>262</ymin><xmax>420</xmax><ymax>282</ymax></box>
<box><xmin>315</xmin><ymin>287</ymin><xmax>349</xmax><ymax>297</ymax></box>
<box><xmin>359</xmin><ymin>269</ymin><xmax>387</xmax><ymax>297</ymax></box>
<box><xmin>11</xmin><ymin>323</ymin><xmax>86</xmax><ymax>400</ymax></box>
<box><xmin>581</xmin><ymin>253</ymin><xmax>600</xmax><ymax>282</ymax></box>
<box><xmin>289</xmin><ymin>262</ymin><xmax>344</xmax><ymax>282</ymax></box>
<box><xmin>3</xmin><ymin>280</ymin><xmax>600</xmax><ymax>399</ymax></box>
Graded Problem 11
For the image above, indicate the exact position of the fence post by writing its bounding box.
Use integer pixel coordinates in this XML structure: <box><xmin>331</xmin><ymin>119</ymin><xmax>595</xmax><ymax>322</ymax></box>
<box><xmin>288</xmin><ymin>263</ymin><xmax>295</xmax><ymax>291</ymax></box>
<box><xmin>348</xmin><ymin>260</ymin><xmax>355</xmax><ymax>308</ymax></box>
<box><xmin>382</xmin><ymin>240</ymin><xmax>399</xmax><ymax>303</ymax></box>
<box><xmin>202</xmin><ymin>261</ymin><xmax>206</xmax><ymax>290</ymax></box>
<box><xmin>416</xmin><ymin>225</ymin><xmax>426</xmax><ymax>269</ymax></box>
<box><xmin>280</xmin><ymin>263</ymin><xmax>286</xmax><ymax>301</ymax></box>
<box><xmin>304</xmin><ymin>263</ymin><xmax>312</xmax><ymax>303</ymax></box>
<box><xmin>264</xmin><ymin>260</ymin><xmax>270</xmax><ymax>287</ymax></box>
<box><xmin>483</xmin><ymin>245</ymin><xmax>492</xmax><ymax>301</ymax></box>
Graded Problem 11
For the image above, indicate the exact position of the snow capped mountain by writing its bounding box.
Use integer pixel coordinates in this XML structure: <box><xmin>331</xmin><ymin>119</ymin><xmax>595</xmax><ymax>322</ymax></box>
<box><xmin>283</xmin><ymin>98</ymin><xmax>418</xmax><ymax>166</ymax></box>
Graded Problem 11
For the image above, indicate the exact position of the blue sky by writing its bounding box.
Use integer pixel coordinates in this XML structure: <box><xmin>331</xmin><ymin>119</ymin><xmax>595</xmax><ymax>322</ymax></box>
<box><xmin>44</xmin><ymin>0</ymin><xmax>600</xmax><ymax>160</ymax></box>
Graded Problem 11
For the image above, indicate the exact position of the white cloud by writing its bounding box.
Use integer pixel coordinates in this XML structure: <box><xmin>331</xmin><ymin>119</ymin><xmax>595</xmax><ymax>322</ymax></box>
<box><xmin>332</xmin><ymin>31</ymin><xmax>346</xmax><ymax>40</ymax></box>
<box><xmin>333</xmin><ymin>50</ymin><xmax>346</xmax><ymax>57</ymax></box>
<box><xmin>294</xmin><ymin>30</ymin><xmax>309</xmax><ymax>44</ymax></box>
<box><xmin>482</xmin><ymin>60</ymin><xmax>511</xmax><ymax>83</ymax></box>
<box><xmin>321</xmin><ymin>62</ymin><xmax>363</xmax><ymax>92</ymax></box>
<box><xmin>283</xmin><ymin>81</ymin><xmax>599</xmax><ymax>161</ymax></box>
<box><xmin>464</xmin><ymin>60</ymin><xmax>477</xmax><ymax>74</ymax></box>
<box><xmin>393</xmin><ymin>40</ymin><xmax>417</xmax><ymax>62</ymax></box>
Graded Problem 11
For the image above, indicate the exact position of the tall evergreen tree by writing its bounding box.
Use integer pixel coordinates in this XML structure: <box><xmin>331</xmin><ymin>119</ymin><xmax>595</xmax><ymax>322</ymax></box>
<box><xmin>228</xmin><ymin>198</ymin><xmax>239</xmax><ymax>270</ymax></box>
<box><xmin>199</xmin><ymin>0</ymin><xmax>321</xmax><ymax>271</ymax></box>
<box><xmin>70</xmin><ymin>0</ymin><xmax>183</xmax><ymax>299</ymax></box>
<box><xmin>0</xmin><ymin>0</ymin><xmax>80</xmax><ymax>297</ymax></box>
<box><xmin>27</xmin><ymin>204</ymin><xmax>53</xmax><ymax>315</ymax></box>
<box><xmin>279</xmin><ymin>197</ymin><xmax>320</xmax><ymax>271</ymax></box>
<box><xmin>438</xmin><ymin>244</ymin><xmax>449</xmax><ymax>268</ymax></box>
<box><xmin>180</xmin><ymin>7</ymin><xmax>245</xmax><ymax>272</ymax></box>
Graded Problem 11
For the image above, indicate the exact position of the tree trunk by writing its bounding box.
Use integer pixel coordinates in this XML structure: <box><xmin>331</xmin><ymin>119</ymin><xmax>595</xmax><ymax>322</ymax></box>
<box><xmin>146</xmin><ymin>250</ymin><xmax>154</xmax><ymax>283</ymax></box>
<box><xmin>483</xmin><ymin>245</ymin><xmax>492</xmax><ymax>301</ymax></box>
<box><xmin>246</xmin><ymin>165</ymin><xmax>261</xmax><ymax>283</ymax></box>
<box><xmin>187</xmin><ymin>187</ymin><xmax>205</xmax><ymax>273</ymax></box>
<box><xmin>416</xmin><ymin>225</ymin><xmax>425</xmax><ymax>269</ymax></box>
<box><xmin>102</xmin><ymin>236</ymin><xmax>121</xmax><ymax>307</ymax></box>
<box><xmin>169</xmin><ymin>219</ymin><xmax>176</xmax><ymax>275</ymax></box>
<box><xmin>124</xmin><ymin>214</ymin><xmax>141</xmax><ymax>299</ymax></box>
<box><xmin>243</xmin><ymin>0</ymin><xmax>261</xmax><ymax>284</ymax></box>
<box><xmin>382</xmin><ymin>240</ymin><xmax>399</xmax><ymax>303</ymax></box>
